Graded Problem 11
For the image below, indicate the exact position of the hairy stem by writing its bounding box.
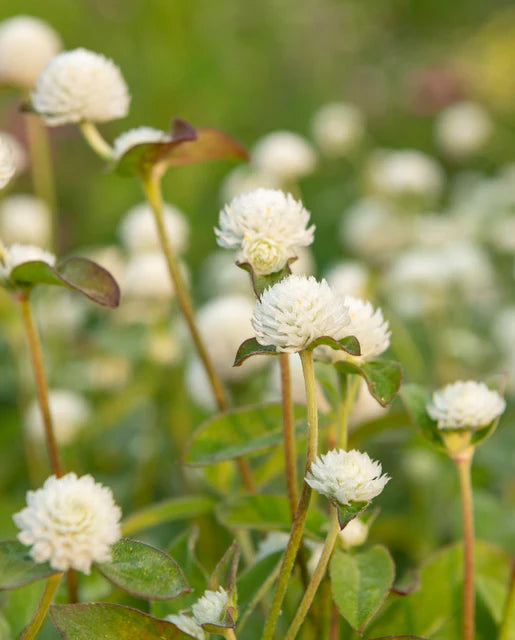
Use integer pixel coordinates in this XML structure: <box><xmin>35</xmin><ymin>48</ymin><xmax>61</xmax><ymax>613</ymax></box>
<box><xmin>79</xmin><ymin>121</ymin><xmax>114</xmax><ymax>161</ymax></box>
<box><xmin>18</xmin><ymin>572</ymin><xmax>63</xmax><ymax>640</ymax></box>
<box><xmin>456</xmin><ymin>453</ymin><xmax>475</xmax><ymax>640</ymax></box>
<box><xmin>261</xmin><ymin>350</ymin><xmax>318</xmax><ymax>640</ymax></box>
<box><xmin>280</xmin><ymin>353</ymin><xmax>298</xmax><ymax>519</ymax></box>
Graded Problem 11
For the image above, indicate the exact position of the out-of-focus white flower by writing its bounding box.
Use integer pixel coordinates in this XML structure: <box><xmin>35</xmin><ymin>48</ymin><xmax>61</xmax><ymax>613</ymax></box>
<box><xmin>0</xmin><ymin>16</ymin><xmax>61</xmax><ymax>89</ymax></box>
<box><xmin>122</xmin><ymin>252</ymin><xmax>187</xmax><ymax>299</ymax></box>
<box><xmin>252</xmin><ymin>275</ymin><xmax>350</xmax><ymax>353</ymax></box>
<box><xmin>339</xmin><ymin>517</ymin><xmax>369</xmax><ymax>549</ymax></box>
<box><xmin>325</xmin><ymin>261</ymin><xmax>369</xmax><ymax>299</ymax></box>
<box><xmin>367</xmin><ymin>149</ymin><xmax>444</xmax><ymax>203</ymax></box>
<box><xmin>252</xmin><ymin>131</ymin><xmax>317</xmax><ymax>183</ymax></box>
<box><xmin>0</xmin><ymin>195</ymin><xmax>51</xmax><ymax>247</ymax></box>
<box><xmin>197</xmin><ymin>295</ymin><xmax>267</xmax><ymax>381</ymax></box>
<box><xmin>25</xmin><ymin>389</ymin><xmax>90</xmax><ymax>445</ymax></box>
<box><xmin>165</xmin><ymin>614</ymin><xmax>205</xmax><ymax>640</ymax></box>
<box><xmin>0</xmin><ymin>243</ymin><xmax>55</xmax><ymax>279</ymax></box>
<box><xmin>147</xmin><ymin>326</ymin><xmax>182</xmax><ymax>365</ymax></box>
<box><xmin>36</xmin><ymin>288</ymin><xmax>85</xmax><ymax>335</ymax></box>
<box><xmin>85</xmin><ymin>356</ymin><xmax>131</xmax><ymax>392</ymax></box>
<box><xmin>13</xmin><ymin>472</ymin><xmax>122</xmax><ymax>574</ymax></box>
<box><xmin>311</xmin><ymin>102</ymin><xmax>365</xmax><ymax>157</ymax></box>
<box><xmin>113</xmin><ymin>126</ymin><xmax>171</xmax><ymax>160</ymax></box>
<box><xmin>268</xmin><ymin>354</ymin><xmax>331</xmax><ymax>413</ymax></box>
<box><xmin>199</xmin><ymin>250</ymin><xmax>251</xmax><ymax>298</ymax></box>
<box><xmin>216</xmin><ymin>188</ymin><xmax>314</xmax><ymax>276</ymax></box>
<box><xmin>435</xmin><ymin>101</ymin><xmax>492</xmax><ymax>158</ymax></box>
<box><xmin>192</xmin><ymin>586</ymin><xmax>230</xmax><ymax>627</ymax></box>
<box><xmin>185</xmin><ymin>358</ymin><xmax>218</xmax><ymax>412</ymax></box>
<box><xmin>0</xmin><ymin>136</ymin><xmax>15</xmax><ymax>189</ymax></box>
<box><xmin>349</xmin><ymin>380</ymin><xmax>388</xmax><ymax>428</ymax></box>
<box><xmin>255</xmin><ymin>532</ymin><xmax>290</xmax><ymax>561</ymax></box>
<box><xmin>427</xmin><ymin>380</ymin><xmax>505</xmax><ymax>430</ymax></box>
<box><xmin>412</xmin><ymin>213</ymin><xmax>471</xmax><ymax>248</ymax></box>
<box><xmin>0</xmin><ymin>132</ymin><xmax>26</xmax><ymax>174</ymax></box>
<box><xmin>32</xmin><ymin>48</ymin><xmax>130</xmax><ymax>126</ymax></box>
<box><xmin>290</xmin><ymin>246</ymin><xmax>316</xmax><ymax>277</ymax></box>
<box><xmin>119</xmin><ymin>201</ymin><xmax>189</xmax><ymax>255</ymax></box>
<box><xmin>305</xmin><ymin>449</ymin><xmax>389</xmax><ymax>505</ymax></box>
<box><xmin>220</xmin><ymin>165</ymin><xmax>280</xmax><ymax>203</ymax></box>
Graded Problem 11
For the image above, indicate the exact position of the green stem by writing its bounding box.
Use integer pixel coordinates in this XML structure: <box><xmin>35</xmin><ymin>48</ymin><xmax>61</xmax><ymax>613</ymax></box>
<box><xmin>336</xmin><ymin>373</ymin><xmax>360</xmax><ymax>450</ymax></box>
<box><xmin>223</xmin><ymin>629</ymin><xmax>237</xmax><ymax>640</ymax></box>
<box><xmin>17</xmin><ymin>572</ymin><xmax>63</xmax><ymax>640</ymax></box>
<box><xmin>18</xmin><ymin>295</ymin><xmax>63</xmax><ymax>477</ymax></box>
<box><xmin>280</xmin><ymin>353</ymin><xmax>298</xmax><ymax>519</ymax></box>
<box><xmin>24</xmin><ymin>113</ymin><xmax>58</xmax><ymax>251</ymax></box>
<box><xmin>79</xmin><ymin>121</ymin><xmax>114</xmax><ymax>161</ymax></box>
<box><xmin>142</xmin><ymin>171</ymin><xmax>255</xmax><ymax>492</ymax></box>
<box><xmin>456</xmin><ymin>452</ymin><xmax>475</xmax><ymax>640</ymax></box>
<box><xmin>286</xmin><ymin>511</ymin><xmax>340</xmax><ymax>639</ymax></box>
<box><xmin>498</xmin><ymin>559</ymin><xmax>515</xmax><ymax>640</ymax></box>
<box><xmin>261</xmin><ymin>350</ymin><xmax>318</xmax><ymax>640</ymax></box>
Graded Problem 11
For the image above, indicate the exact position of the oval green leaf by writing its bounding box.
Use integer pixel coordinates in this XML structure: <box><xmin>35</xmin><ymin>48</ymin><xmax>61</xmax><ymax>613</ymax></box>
<box><xmin>330</xmin><ymin>545</ymin><xmax>395</xmax><ymax>633</ymax></box>
<box><xmin>307</xmin><ymin>335</ymin><xmax>361</xmax><ymax>357</ymax></box>
<box><xmin>400</xmin><ymin>384</ymin><xmax>445</xmax><ymax>448</ymax></box>
<box><xmin>0</xmin><ymin>540</ymin><xmax>59</xmax><ymax>590</ymax></box>
<box><xmin>96</xmin><ymin>539</ymin><xmax>189</xmax><ymax>600</ymax></box>
<box><xmin>233</xmin><ymin>338</ymin><xmax>278</xmax><ymax>367</ymax></box>
<box><xmin>51</xmin><ymin>603</ymin><xmax>187</xmax><ymax>639</ymax></box>
<box><xmin>335</xmin><ymin>359</ymin><xmax>403</xmax><ymax>407</ymax></box>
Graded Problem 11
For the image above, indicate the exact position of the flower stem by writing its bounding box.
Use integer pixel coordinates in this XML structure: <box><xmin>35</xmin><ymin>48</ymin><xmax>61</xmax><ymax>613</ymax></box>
<box><xmin>24</xmin><ymin>112</ymin><xmax>59</xmax><ymax>251</ymax></box>
<box><xmin>18</xmin><ymin>295</ymin><xmax>63</xmax><ymax>477</ymax></box>
<box><xmin>261</xmin><ymin>350</ymin><xmax>318</xmax><ymax>640</ymax></box>
<box><xmin>456</xmin><ymin>452</ymin><xmax>475</xmax><ymax>640</ymax></box>
<box><xmin>142</xmin><ymin>171</ymin><xmax>255</xmax><ymax>492</ymax></box>
<box><xmin>79</xmin><ymin>121</ymin><xmax>114</xmax><ymax>161</ymax></box>
<box><xmin>66</xmin><ymin>569</ymin><xmax>78</xmax><ymax>603</ymax></box>
<box><xmin>280</xmin><ymin>353</ymin><xmax>298</xmax><ymax>519</ymax></box>
<box><xmin>18</xmin><ymin>572</ymin><xmax>63</xmax><ymax>640</ymax></box>
<box><xmin>498</xmin><ymin>559</ymin><xmax>515</xmax><ymax>640</ymax></box>
<box><xmin>223</xmin><ymin>629</ymin><xmax>237</xmax><ymax>640</ymax></box>
<box><xmin>285</xmin><ymin>511</ymin><xmax>340</xmax><ymax>639</ymax></box>
<box><xmin>336</xmin><ymin>373</ymin><xmax>360</xmax><ymax>450</ymax></box>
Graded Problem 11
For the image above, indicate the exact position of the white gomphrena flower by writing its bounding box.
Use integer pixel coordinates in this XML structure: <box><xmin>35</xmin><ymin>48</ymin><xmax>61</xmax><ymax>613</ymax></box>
<box><xmin>113</xmin><ymin>126</ymin><xmax>171</xmax><ymax>160</ymax></box>
<box><xmin>426</xmin><ymin>380</ymin><xmax>506</xmax><ymax>430</ymax></box>
<box><xmin>252</xmin><ymin>275</ymin><xmax>350</xmax><ymax>354</ymax></box>
<box><xmin>216</xmin><ymin>188</ymin><xmax>315</xmax><ymax>277</ymax></box>
<box><xmin>0</xmin><ymin>243</ymin><xmax>55</xmax><ymax>279</ymax></box>
<box><xmin>0</xmin><ymin>16</ymin><xmax>61</xmax><ymax>89</ymax></box>
<box><xmin>325</xmin><ymin>261</ymin><xmax>369</xmax><ymax>299</ymax></box>
<box><xmin>333</xmin><ymin>296</ymin><xmax>390</xmax><ymax>362</ymax></box>
<box><xmin>119</xmin><ymin>201</ymin><xmax>189</xmax><ymax>254</ymax></box>
<box><xmin>368</xmin><ymin>149</ymin><xmax>444</xmax><ymax>203</ymax></box>
<box><xmin>0</xmin><ymin>135</ymin><xmax>15</xmax><ymax>189</ymax></box>
<box><xmin>311</xmin><ymin>102</ymin><xmax>365</xmax><ymax>157</ymax></box>
<box><xmin>339</xmin><ymin>517</ymin><xmax>369</xmax><ymax>550</ymax></box>
<box><xmin>0</xmin><ymin>195</ymin><xmax>51</xmax><ymax>247</ymax></box>
<box><xmin>13</xmin><ymin>473</ymin><xmax>122</xmax><ymax>574</ymax></box>
<box><xmin>25</xmin><ymin>390</ymin><xmax>90</xmax><ymax>446</ymax></box>
<box><xmin>192</xmin><ymin>586</ymin><xmax>230</xmax><ymax>627</ymax></box>
<box><xmin>31</xmin><ymin>48</ymin><xmax>130</xmax><ymax>126</ymax></box>
<box><xmin>435</xmin><ymin>101</ymin><xmax>492</xmax><ymax>158</ymax></box>
<box><xmin>122</xmin><ymin>252</ymin><xmax>188</xmax><ymax>300</ymax></box>
<box><xmin>0</xmin><ymin>131</ymin><xmax>27</xmax><ymax>174</ymax></box>
<box><xmin>252</xmin><ymin>131</ymin><xmax>317</xmax><ymax>183</ymax></box>
<box><xmin>305</xmin><ymin>449</ymin><xmax>389</xmax><ymax>505</ymax></box>
<box><xmin>197</xmin><ymin>295</ymin><xmax>267</xmax><ymax>381</ymax></box>
<box><xmin>165</xmin><ymin>614</ymin><xmax>205</xmax><ymax>640</ymax></box>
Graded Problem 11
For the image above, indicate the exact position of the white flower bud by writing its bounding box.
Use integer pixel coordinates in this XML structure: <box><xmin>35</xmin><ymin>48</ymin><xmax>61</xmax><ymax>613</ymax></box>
<box><xmin>0</xmin><ymin>16</ymin><xmax>61</xmax><ymax>89</ymax></box>
<box><xmin>339</xmin><ymin>517</ymin><xmax>369</xmax><ymax>549</ymax></box>
<box><xmin>192</xmin><ymin>586</ymin><xmax>230</xmax><ymax>627</ymax></box>
<box><xmin>32</xmin><ymin>48</ymin><xmax>130</xmax><ymax>126</ymax></box>
<box><xmin>252</xmin><ymin>131</ymin><xmax>317</xmax><ymax>182</ymax></box>
<box><xmin>25</xmin><ymin>390</ymin><xmax>90</xmax><ymax>446</ymax></box>
<box><xmin>311</xmin><ymin>102</ymin><xmax>365</xmax><ymax>157</ymax></box>
<box><xmin>435</xmin><ymin>101</ymin><xmax>492</xmax><ymax>158</ymax></box>
<box><xmin>325</xmin><ymin>261</ymin><xmax>370</xmax><ymax>299</ymax></box>
<box><xmin>0</xmin><ymin>243</ymin><xmax>55</xmax><ymax>280</ymax></box>
<box><xmin>0</xmin><ymin>195</ymin><xmax>51</xmax><ymax>247</ymax></box>
<box><xmin>13</xmin><ymin>473</ymin><xmax>122</xmax><ymax>574</ymax></box>
<box><xmin>113</xmin><ymin>126</ymin><xmax>171</xmax><ymax>160</ymax></box>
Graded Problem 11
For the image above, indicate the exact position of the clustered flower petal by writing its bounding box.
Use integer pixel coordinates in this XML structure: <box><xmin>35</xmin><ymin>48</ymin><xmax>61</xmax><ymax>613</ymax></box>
<box><xmin>426</xmin><ymin>380</ymin><xmax>506</xmax><ymax>430</ymax></box>
<box><xmin>0</xmin><ymin>16</ymin><xmax>62</xmax><ymax>89</ymax></box>
<box><xmin>113</xmin><ymin>126</ymin><xmax>171</xmax><ymax>160</ymax></box>
<box><xmin>305</xmin><ymin>449</ymin><xmax>389</xmax><ymax>505</ymax></box>
<box><xmin>251</xmin><ymin>275</ymin><xmax>350</xmax><ymax>353</ymax></box>
<box><xmin>191</xmin><ymin>586</ymin><xmax>230</xmax><ymax>627</ymax></box>
<box><xmin>31</xmin><ymin>48</ymin><xmax>130</xmax><ymax>126</ymax></box>
<box><xmin>0</xmin><ymin>136</ymin><xmax>15</xmax><ymax>189</ymax></box>
<box><xmin>216</xmin><ymin>188</ymin><xmax>314</xmax><ymax>276</ymax></box>
<box><xmin>13</xmin><ymin>472</ymin><xmax>122</xmax><ymax>574</ymax></box>
<box><xmin>0</xmin><ymin>243</ymin><xmax>56</xmax><ymax>280</ymax></box>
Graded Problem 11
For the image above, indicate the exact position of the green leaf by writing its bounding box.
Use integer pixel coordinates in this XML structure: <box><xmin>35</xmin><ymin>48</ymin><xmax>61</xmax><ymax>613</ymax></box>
<box><xmin>335</xmin><ymin>501</ymin><xmax>369</xmax><ymax>530</ymax></box>
<box><xmin>217</xmin><ymin>494</ymin><xmax>326</xmax><ymax>537</ymax></box>
<box><xmin>0</xmin><ymin>540</ymin><xmax>59</xmax><ymax>590</ymax></box>
<box><xmin>184</xmin><ymin>404</ymin><xmax>306</xmax><ymax>465</ymax></box>
<box><xmin>237</xmin><ymin>259</ymin><xmax>296</xmax><ymax>299</ymax></box>
<box><xmin>330</xmin><ymin>545</ymin><xmax>395</xmax><ymax>633</ymax></box>
<box><xmin>209</xmin><ymin>540</ymin><xmax>240</xmax><ymax>592</ymax></box>
<box><xmin>50</xmin><ymin>603</ymin><xmax>187</xmax><ymax>639</ymax></box>
<box><xmin>233</xmin><ymin>338</ymin><xmax>278</xmax><ymax>367</ymax></box>
<box><xmin>334</xmin><ymin>359</ymin><xmax>402</xmax><ymax>407</ymax></box>
<box><xmin>10</xmin><ymin>257</ymin><xmax>120</xmax><ymax>308</ymax></box>
<box><xmin>307</xmin><ymin>334</ymin><xmax>361</xmax><ymax>356</ymax></box>
<box><xmin>121</xmin><ymin>495</ymin><xmax>217</xmax><ymax>536</ymax></box>
<box><xmin>163</xmin><ymin>125</ymin><xmax>248</xmax><ymax>168</ymax></box>
<box><xmin>400</xmin><ymin>384</ymin><xmax>445</xmax><ymax>448</ymax></box>
<box><xmin>95</xmin><ymin>538</ymin><xmax>189</xmax><ymax>600</ymax></box>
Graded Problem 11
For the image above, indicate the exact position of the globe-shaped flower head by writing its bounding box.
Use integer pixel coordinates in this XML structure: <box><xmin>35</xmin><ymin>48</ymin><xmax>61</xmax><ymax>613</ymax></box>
<box><xmin>0</xmin><ymin>243</ymin><xmax>55</xmax><ymax>281</ymax></box>
<box><xmin>192</xmin><ymin>586</ymin><xmax>231</xmax><ymax>627</ymax></box>
<box><xmin>216</xmin><ymin>188</ymin><xmax>315</xmax><ymax>276</ymax></box>
<box><xmin>251</xmin><ymin>275</ymin><xmax>350</xmax><ymax>353</ymax></box>
<box><xmin>13</xmin><ymin>472</ymin><xmax>122</xmax><ymax>574</ymax></box>
<box><xmin>31</xmin><ymin>48</ymin><xmax>130</xmax><ymax>126</ymax></box>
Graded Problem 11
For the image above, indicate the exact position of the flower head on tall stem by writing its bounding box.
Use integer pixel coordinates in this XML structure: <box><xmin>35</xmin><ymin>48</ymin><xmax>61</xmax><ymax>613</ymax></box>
<box><xmin>0</xmin><ymin>242</ymin><xmax>55</xmax><ymax>282</ymax></box>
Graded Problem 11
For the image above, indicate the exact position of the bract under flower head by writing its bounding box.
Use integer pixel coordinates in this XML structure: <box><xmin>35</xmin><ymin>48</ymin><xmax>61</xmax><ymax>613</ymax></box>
<box><xmin>13</xmin><ymin>472</ymin><xmax>122</xmax><ymax>574</ymax></box>
<box><xmin>251</xmin><ymin>275</ymin><xmax>350</xmax><ymax>353</ymax></box>
<box><xmin>113</xmin><ymin>126</ymin><xmax>172</xmax><ymax>160</ymax></box>
<box><xmin>305</xmin><ymin>448</ymin><xmax>389</xmax><ymax>505</ymax></box>
<box><xmin>216</xmin><ymin>188</ymin><xmax>314</xmax><ymax>276</ymax></box>
<box><xmin>32</xmin><ymin>48</ymin><xmax>130</xmax><ymax>126</ymax></box>
<box><xmin>427</xmin><ymin>380</ymin><xmax>506</xmax><ymax>430</ymax></box>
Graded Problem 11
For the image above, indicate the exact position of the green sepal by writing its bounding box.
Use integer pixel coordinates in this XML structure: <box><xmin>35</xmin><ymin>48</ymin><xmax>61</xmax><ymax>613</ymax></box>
<box><xmin>335</xmin><ymin>501</ymin><xmax>369</xmax><ymax>530</ymax></box>
<box><xmin>233</xmin><ymin>338</ymin><xmax>278</xmax><ymax>367</ymax></box>
<box><xmin>307</xmin><ymin>334</ymin><xmax>361</xmax><ymax>356</ymax></box>
<box><xmin>0</xmin><ymin>540</ymin><xmax>60</xmax><ymax>590</ymax></box>
<box><xmin>334</xmin><ymin>359</ymin><xmax>402</xmax><ymax>407</ymax></box>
